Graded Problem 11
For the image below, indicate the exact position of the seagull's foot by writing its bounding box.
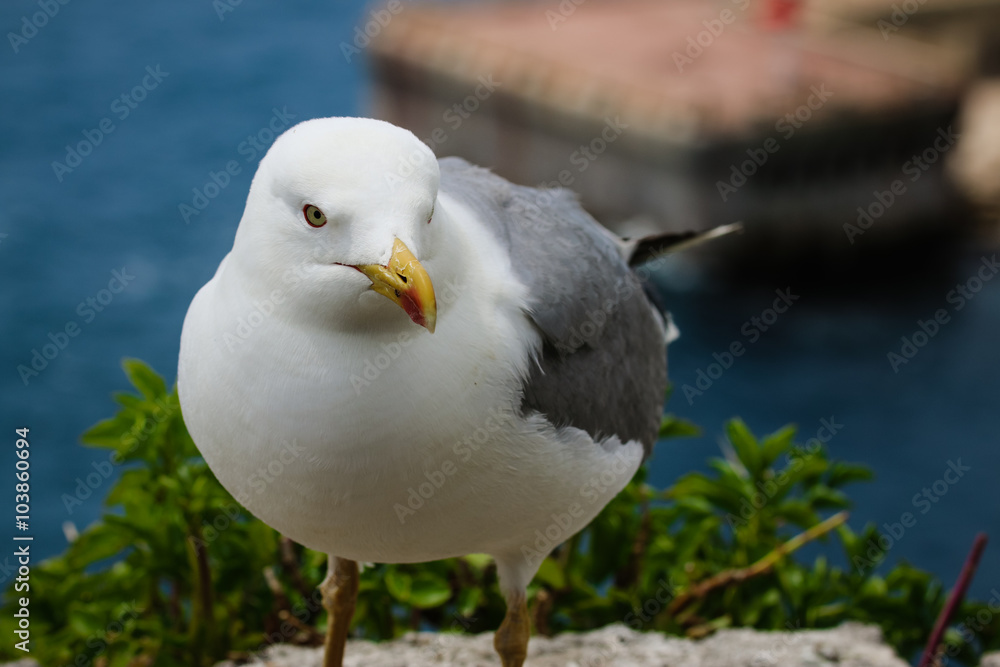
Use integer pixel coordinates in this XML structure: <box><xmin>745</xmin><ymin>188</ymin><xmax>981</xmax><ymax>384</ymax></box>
<box><xmin>320</xmin><ymin>556</ymin><xmax>359</xmax><ymax>667</ymax></box>
<box><xmin>493</xmin><ymin>591</ymin><xmax>530</xmax><ymax>667</ymax></box>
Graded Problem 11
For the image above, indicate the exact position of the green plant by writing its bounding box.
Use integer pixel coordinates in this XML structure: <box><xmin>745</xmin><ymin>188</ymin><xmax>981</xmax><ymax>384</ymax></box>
<box><xmin>3</xmin><ymin>361</ymin><xmax>996</xmax><ymax>666</ymax></box>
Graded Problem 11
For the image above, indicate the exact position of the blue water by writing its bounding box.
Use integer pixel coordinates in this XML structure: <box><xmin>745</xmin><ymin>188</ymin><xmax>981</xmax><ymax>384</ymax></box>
<box><xmin>650</xmin><ymin>257</ymin><xmax>1000</xmax><ymax>601</ymax></box>
<box><xmin>1</xmin><ymin>0</ymin><xmax>997</xmax><ymax>620</ymax></box>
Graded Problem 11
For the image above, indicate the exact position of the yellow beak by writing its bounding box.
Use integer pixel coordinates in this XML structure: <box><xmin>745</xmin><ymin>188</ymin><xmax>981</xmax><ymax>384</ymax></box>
<box><xmin>354</xmin><ymin>238</ymin><xmax>437</xmax><ymax>333</ymax></box>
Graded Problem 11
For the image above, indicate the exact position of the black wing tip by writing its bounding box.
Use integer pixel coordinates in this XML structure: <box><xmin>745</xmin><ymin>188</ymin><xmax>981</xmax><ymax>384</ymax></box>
<box><xmin>628</xmin><ymin>222</ymin><xmax>744</xmax><ymax>267</ymax></box>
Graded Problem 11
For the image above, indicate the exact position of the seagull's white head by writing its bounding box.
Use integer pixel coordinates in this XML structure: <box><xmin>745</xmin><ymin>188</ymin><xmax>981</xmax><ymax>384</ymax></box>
<box><xmin>231</xmin><ymin>117</ymin><xmax>441</xmax><ymax>333</ymax></box>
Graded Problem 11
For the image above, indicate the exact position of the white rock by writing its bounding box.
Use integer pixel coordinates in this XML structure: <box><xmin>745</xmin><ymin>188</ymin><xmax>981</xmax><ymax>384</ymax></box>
<box><xmin>214</xmin><ymin>622</ymin><xmax>910</xmax><ymax>667</ymax></box>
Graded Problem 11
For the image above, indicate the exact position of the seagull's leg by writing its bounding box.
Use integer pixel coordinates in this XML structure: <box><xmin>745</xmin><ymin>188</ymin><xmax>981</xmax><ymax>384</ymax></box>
<box><xmin>493</xmin><ymin>589</ymin><xmax>530</xmax><ymax>667</ymax></box>
<box><xmin>320</xmin><ymin>555</ymin><xmax>359</xmax><ymax>667</ymax></box>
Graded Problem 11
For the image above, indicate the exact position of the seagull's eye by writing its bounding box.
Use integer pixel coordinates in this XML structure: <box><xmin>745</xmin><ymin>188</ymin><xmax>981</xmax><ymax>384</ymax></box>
<box><xmin>427</xmin><ymin>206</ymin><xmax>434</xmax><ymax>224</ymax></box>
<box><xmin>303</xmin><ymin>204</ymin><xmax>327</xmax><ymax>228</ymax></box>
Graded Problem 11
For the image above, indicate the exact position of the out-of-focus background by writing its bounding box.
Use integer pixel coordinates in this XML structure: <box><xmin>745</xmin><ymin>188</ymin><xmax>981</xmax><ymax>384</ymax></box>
<box><xmin>2</xmin><ymin>0</ymin><xmax>998</xmax><ymax>602</ymax></box>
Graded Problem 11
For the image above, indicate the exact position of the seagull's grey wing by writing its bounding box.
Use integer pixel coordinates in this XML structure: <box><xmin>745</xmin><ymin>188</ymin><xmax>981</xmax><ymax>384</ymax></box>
<box><xmin>438</xmin><ymin>157</ymin><xmax>666</xmax><ymax>456</ymax></box>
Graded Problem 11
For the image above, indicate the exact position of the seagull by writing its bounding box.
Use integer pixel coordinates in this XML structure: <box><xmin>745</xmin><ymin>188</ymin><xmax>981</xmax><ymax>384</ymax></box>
<box><xmin>178</xmin><ymin>117</ymin><xmax>730</xmax><ymax>666</ymax></box>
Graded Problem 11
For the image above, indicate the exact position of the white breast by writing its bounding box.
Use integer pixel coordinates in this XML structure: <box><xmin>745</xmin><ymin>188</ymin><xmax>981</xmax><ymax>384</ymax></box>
<box><xmin>178</xmin><ymin>195</ymin><xmax>642</xmax><ymax>577</ymax></box>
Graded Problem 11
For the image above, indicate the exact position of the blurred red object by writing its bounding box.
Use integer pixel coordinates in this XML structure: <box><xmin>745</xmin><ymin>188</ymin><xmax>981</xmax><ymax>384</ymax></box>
<box><xmin>763</xmin><ymin>0</ymin><xmax>800</xmax><ymax>29</ymax></box>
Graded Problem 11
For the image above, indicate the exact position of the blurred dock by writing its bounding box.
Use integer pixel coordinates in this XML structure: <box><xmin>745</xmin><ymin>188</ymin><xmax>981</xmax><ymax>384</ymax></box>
<box><xmin>368</xmin><ymin>0</ymin><xmax>1000</xmax><ymax>247</ymax></box>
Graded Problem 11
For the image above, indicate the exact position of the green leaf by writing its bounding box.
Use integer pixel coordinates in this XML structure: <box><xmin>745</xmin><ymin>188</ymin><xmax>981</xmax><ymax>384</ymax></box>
<box><xmin>759</xmin><ymin>425</ymin><xmax>796</xmax><ymax>468</ymax></box>
<box><xmin>455</xmin><ymin>587</ymin><xmax>483</xmax><ymax>618</ymax></box>
<box><xmin>707</xmin><ymin>458</ymin><xmax>751</xmax><ymax>493</ymax></box>
<box><xmin>108</xmin><ymin>647</ymin><xmax>142</xmax><ymax>667</ymax></box>
<box><xmin>777</xmin><ymin>454</ymin><xmax>829</xmax><ymax>489</ymax></box>
<box><xmin>122</xmin><ymin>358</ymin><xmax>168</xmax><ymax>400</ymax></box>
<box><xmin>860</xmin><ymin>576</ymin><xmax>888</xmax><ymax>598</ymax></box>
<box><xmin>807</xmin><ymin>486</ymin><xmax>851</xmax><ymax>510</ymax></box>
<box><xmin>461</xmin><ymin>553</ymin><xmax>493</xmax><ymax>573</ymax></box>
<box><xmin>68</xmin><ymin>609</ymin><xmax>106</xmax><ymax>637</ymax></box>
<box><xmin>112</xmin><ymin>391</ymin><xmax>146</xmax><ymax>411</ymax></box>
<box><xmin>674</xmin><ymin>495</ymin><xmax>715</xmax><ymax>515</ymax></box>
<box><xmin>384</xmin><ymin>568</ymin><xmax>412</xmax><ymax>602</ymax></box>
<box><xmin>726</xmin><ymin>419</ymin><xmax>762</xmax><ymax>477</ymax></box>
<box><xmin>105</xmin><ymin>469</ymin><xmax>151</xmax><ymax>507</ymax></box>
<box><xmin>68</xmin><ymin>525</ymin><xmax>134</xmax><ymax>565</ymax></box>
<box><xmin>827</xmin><ymin>462</ymin><xmax>875</xmax><ymax>488</ymax></box>
<box><xmin>81</xmin><ymin>417</ymin><xmax>130</xmax><ymax>448</ymax></box>
<box><xmin>659</xmin><ymin>415</ymin><xmax>701</xmax><ymax>440</ymax></box>
<box><xmin>535</xmin><ymin>558</ymin><xmax>567</xmax><ymax>590</ymax></box>
<box><xmin>669</xmin><ymin>473</ymin><xmax>744</xmax><ymax>513</ymax></box>
<box><xmin>409</xmin><ymin>573</ymin><xmax>452</xmax><ymax>609</ymax></box>
<box><xmin>772</xmin><ymin>500</ymin><xmax>819</xmax><ymax>528</ymax></box>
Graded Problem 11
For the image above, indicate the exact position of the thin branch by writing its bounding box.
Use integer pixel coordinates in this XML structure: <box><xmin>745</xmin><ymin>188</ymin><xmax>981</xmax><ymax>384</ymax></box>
<box><xmin>278</xmin><ymin>610</ymin><xmax>324</xmax><ymax>645</ymax></box>
<box><xmin>668</xmin><ymin>511</ymin><xmax>849</xmax><ymax>615</ymax></box>
<box><xmin>918</xmin><ymin>532</ymin><xmax>988</xmax><ymax>667</ymax></box>
<box><xmin>264</xmin><ymin>566</ymin><xmax>324</xmax><ymax>645</ymax></box>
<box><xmin>264</xmin><ymin>566</ymin><xmax>291</xmax><ymax>611</ymax></box>
<box><xmin>617</xmin><ymin>488</ymin><xmax>652</xmax><ymax>589</ymax></box>
<box><xmin>532</xmin><ymin>589</ymin><xmax>554</xmax><ymax>637</ymax></box>
<box><xmin>192</xmin><ymin>536</ymin><xmax>214</xmax><ymax>626</ymax></box>
<box><xmin>279</xmin><ymin>535</ymin><xmax>315</xmax><ymax>601</ymax></box>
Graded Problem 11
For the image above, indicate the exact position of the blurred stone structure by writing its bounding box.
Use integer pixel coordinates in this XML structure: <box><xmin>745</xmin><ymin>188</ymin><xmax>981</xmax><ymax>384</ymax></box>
<box><xmin>368</xmin><ymin>0</ymin><xmax>997</xmax><ymax>249</ymax></box>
